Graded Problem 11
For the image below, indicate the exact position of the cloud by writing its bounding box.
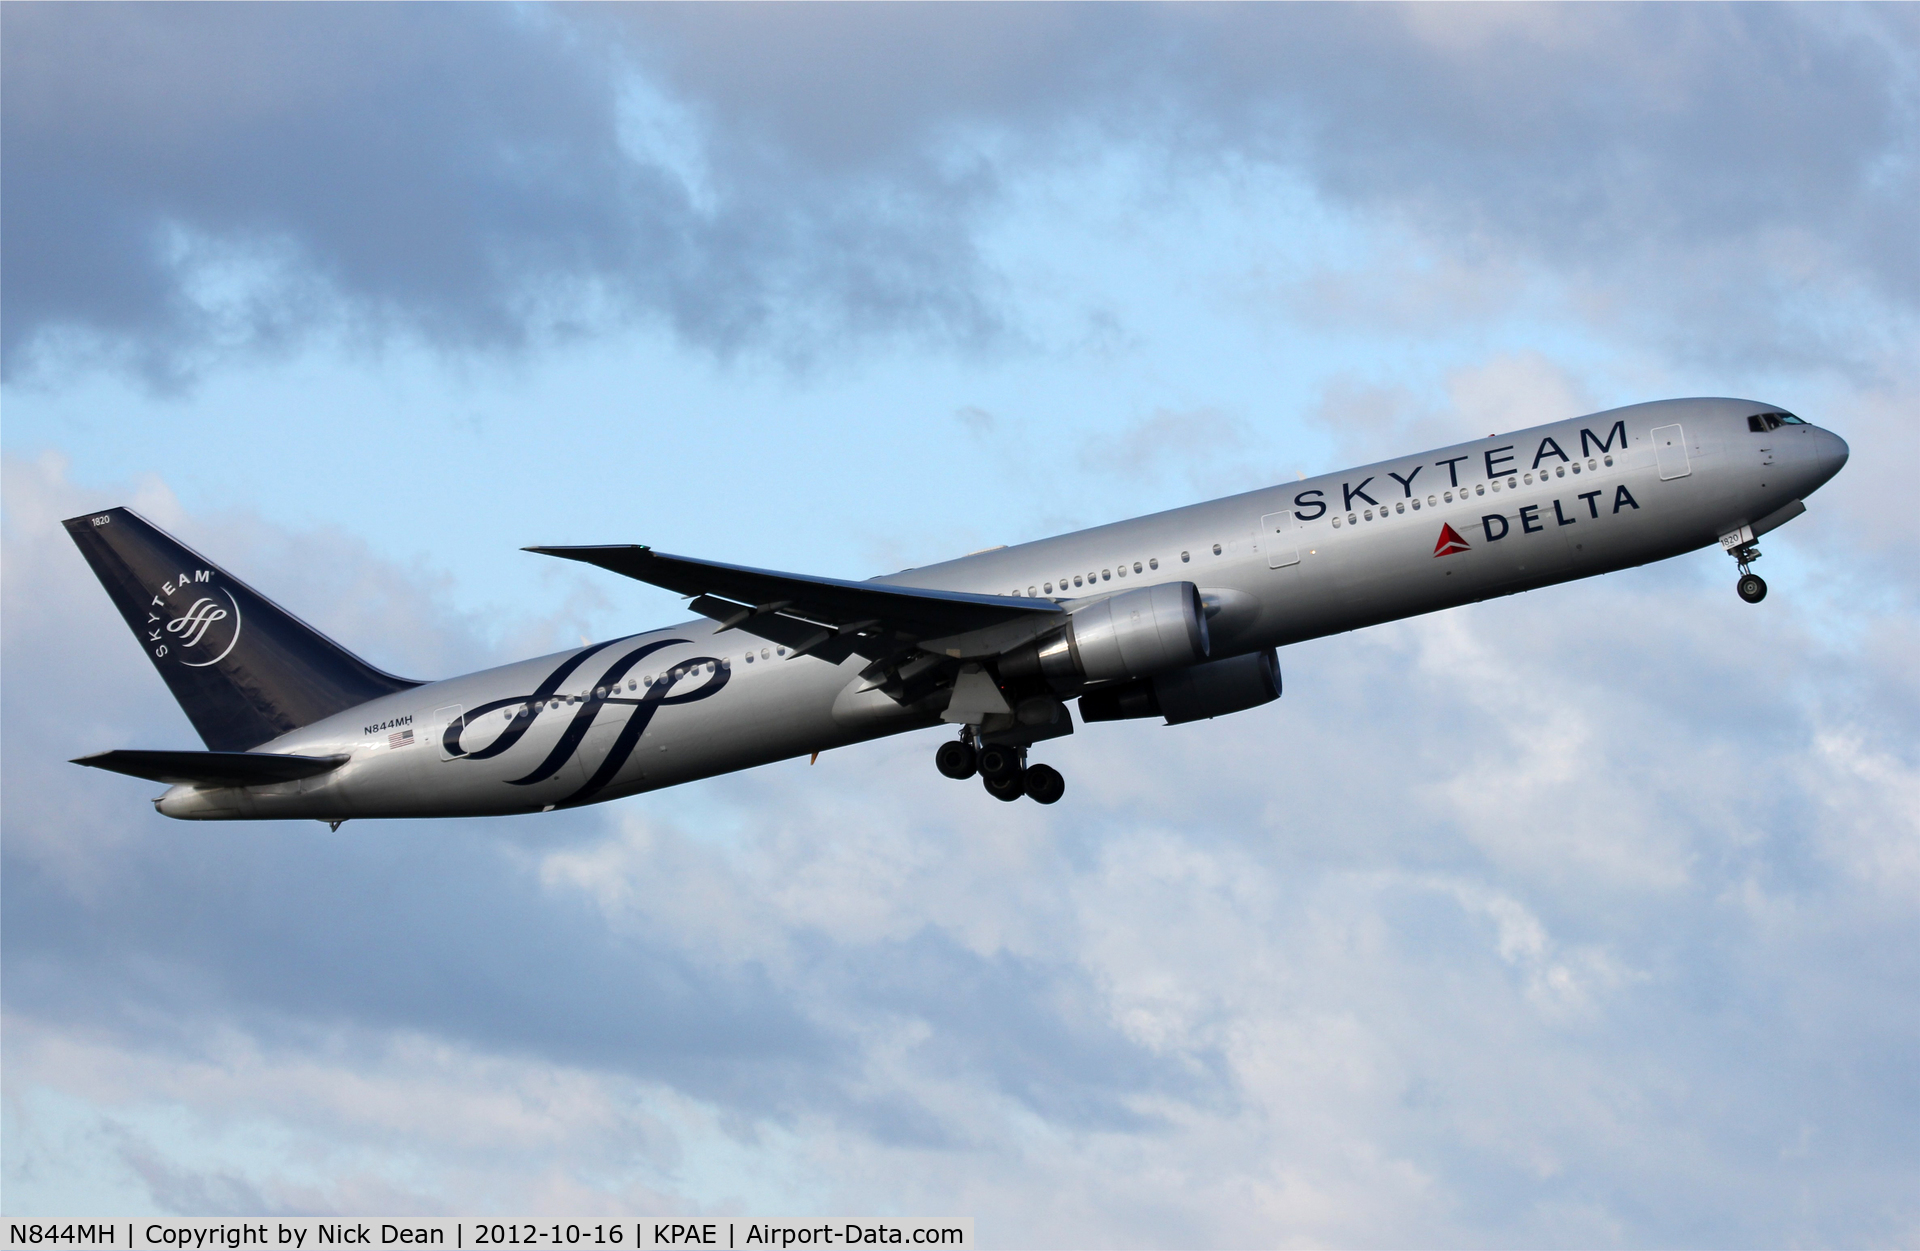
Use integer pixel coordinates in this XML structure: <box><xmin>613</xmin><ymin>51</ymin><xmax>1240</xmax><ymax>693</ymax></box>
<box><xmin>0</xmin><ymin>3</ymin><xmax>998</xmax><ymax>386</ymax></box>
<box><xmin>618</xmin><ymin>3</ymin><xmax>1920</xmax><ymax>368</ymax></box>
<box><xmin>1076</xmin><ymin>406</ymin><xmax>1257</xmax><ymax>495</ymax></box>
<box><xmin>6</xmin><ymin>5</ymin><xmax>1914</xmax><ymax>385</ymax></box>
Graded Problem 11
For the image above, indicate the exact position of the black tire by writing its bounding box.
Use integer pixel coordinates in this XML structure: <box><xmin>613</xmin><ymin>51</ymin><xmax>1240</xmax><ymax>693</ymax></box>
<box><xmin>1023</xmin><ymin>763</ymin><xmax>1065</xmax><ymax>805</ymax></box>
<box><xmin>983</xmin><ymin>771</ymin><xmax>1025</xmax><ymax>802</ymax></box>
<box><xmin>935</xmin><ymin>740</ymin><xmax>978</xmax><ymax>780</ymax></box>
<box><xmin>978</xmin><ymin>743</ymin><xmax>1023</xmax><ymax>780</ymax></box>
<box><xmin>1737</xmin><ymin>573</ymin><xmax>1768</xmax><ymax>604</ymax></box>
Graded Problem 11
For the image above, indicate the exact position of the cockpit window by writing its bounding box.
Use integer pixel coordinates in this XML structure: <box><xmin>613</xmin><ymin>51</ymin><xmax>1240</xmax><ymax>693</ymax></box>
<box><xmin>1747</xmin><ymin>411</ymin><xmax>1805</xmax><ymax>432</ymax></box>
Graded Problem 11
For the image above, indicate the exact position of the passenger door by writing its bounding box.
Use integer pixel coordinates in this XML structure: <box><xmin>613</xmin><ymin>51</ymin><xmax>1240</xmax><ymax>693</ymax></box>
<box><xmin>428</xmin><ymin>703</ymin><xmax>465</xmax><ymax>761</ymax></box>
<box><xmin>1259</xmin><ymin>510</ymin><xmax>1300</xmax><ymax>569</ymax></box>
<box><xmin>1652</xmin><ymin>424</ymin><xmax>1691</xmax><ymax>480</ymax></box>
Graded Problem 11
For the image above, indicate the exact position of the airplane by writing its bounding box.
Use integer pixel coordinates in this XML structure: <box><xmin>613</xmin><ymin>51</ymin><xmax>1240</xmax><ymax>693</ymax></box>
<box><xmin>65</xmin><ymin>397</ymin><xmax>1847</xmax><ymax>822</ymax></box>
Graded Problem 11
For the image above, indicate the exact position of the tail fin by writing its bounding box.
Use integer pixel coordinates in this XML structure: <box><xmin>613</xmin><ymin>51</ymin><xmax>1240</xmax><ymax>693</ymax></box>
<box><xmin>64</xmin><ymin>507</ymin><xmax>422</xmax><ymax>751</ymax></box>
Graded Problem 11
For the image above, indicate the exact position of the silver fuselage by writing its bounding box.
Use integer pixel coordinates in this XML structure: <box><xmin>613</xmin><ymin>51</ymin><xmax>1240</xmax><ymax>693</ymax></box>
<box><xmin>157</xmin><ymin>397</ymin><xmax>1848</xmax><ymax>820</ymax></box>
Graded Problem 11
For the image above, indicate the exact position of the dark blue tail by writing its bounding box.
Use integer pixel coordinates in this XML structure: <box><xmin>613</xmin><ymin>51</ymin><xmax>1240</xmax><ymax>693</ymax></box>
<box><xmin>64</xmin><ymin>507</ymin><xmax>422</xmax><ymax>751</ymax></box>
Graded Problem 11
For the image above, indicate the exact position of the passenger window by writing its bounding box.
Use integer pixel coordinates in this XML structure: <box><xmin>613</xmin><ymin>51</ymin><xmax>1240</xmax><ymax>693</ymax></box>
<box><xmin>1524</xmin><ymin>473</ymin><xmax>1533</xmax><ymax>485</ymax></box>
<box><xmin>762</xmin><ymin>648</ymin><xmax>770</xmax><ymax>659</ymax></box>
<box><xmin>1074</xmin><ymin>575</ymin><xmax>1084</xmax><ymax>586</ymax></box>
<box><xmin>1491</xmin><ymin>481</ymin><xmax>1501</xmax><ymax>492</ymax></box>
<box><xmin>1211</xmin><ymin>543</ymin><xmax>1222</xmax><ymax>555</ymax></box>
<box><xmin>1133</xmin><ymin>561</ymin><xmax>1143</xmax><ymax>573</ymax></box>
<box><xmin>1149</xmin><ymin>558</ymin><xmax>1159</xmax><ymax>570</ymax></box>
<box><xmin>1604</xmin><ymin>455</ymin><xmax>1614</xmax><ymax>467</ymax></box>
<box><xmin>1444</xmin><ymin>490</ymin><xmax>1453</xmax><ymax>502</ymax></box>
<box><xmin>1395</xmin><ymin>502</ymin><xmax>1405</xmax><ymax>513</ymax></box>
<box><xmin>1116</xmin><ymin>566</ymin><xmax>1126</xmax><ymax>577</ymax></box>
<box><xmin>1029</xmin><ymin>585</ymin><xmax>1037</xmax><ymax>596</ymax></box>
<box><xmin>1102</xmin><ymin>569</ymin><xmax>1111</xmax><ymax>580</ymax></box>
<box><xmin>1571</xmin><ymin>463</ymin><xmax>1580</xmax><ymax>474</ymax></box>
<box><xmin>1181</xmin><ymin>551</ymin><xmax>1190</xmax><ymax>562</ymax></box>
<box><xmin>1333</xmin><ymin>517</ymin><xmax>1343</xmax><ymax>528</ymax></box>
<box><xmin>1508</xmin><ymin>477</ymin><xmax>1518</xmax><ymax>489</ymax></box>
<box><xmin>1476</xmin><ymin>484</ymin><xmax>1485</xmax><ymax>495</ymax></box>
<box><xmin>1044</xmin><ymin>582</ymin><xmax>1053</xmax><ymax>593</ymax></box>
<box><xmin>1411</xmin><ymin>499</ymin><xmax>1421</xmax><ymax>510</ymax></box>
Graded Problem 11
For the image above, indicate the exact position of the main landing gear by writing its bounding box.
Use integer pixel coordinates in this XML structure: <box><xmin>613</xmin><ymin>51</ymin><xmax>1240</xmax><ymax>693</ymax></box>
<box><xmin>934</xmin><ymin>734</ymin><xmax>1065</xmax><ymax>805</ymax></box>
<box><xmin>1728</xmin><ymin>540</ymin><xmax>1768</xmax><ymax>604</ymax></box>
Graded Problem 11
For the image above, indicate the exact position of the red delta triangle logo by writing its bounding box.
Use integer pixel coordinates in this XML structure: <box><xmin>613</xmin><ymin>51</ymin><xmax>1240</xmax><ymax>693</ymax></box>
<box><xmin>1433</xmin><ymin>523</ymin><xmax>1471</xmax><ymax>557</ymax></box>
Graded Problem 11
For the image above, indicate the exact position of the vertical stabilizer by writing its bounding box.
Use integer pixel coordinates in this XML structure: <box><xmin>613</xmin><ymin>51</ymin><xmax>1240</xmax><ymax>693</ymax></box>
<box><xmin>64</xmin><ymin>507</ymin><xmax>422</xmax><ymax>750</ymax></box>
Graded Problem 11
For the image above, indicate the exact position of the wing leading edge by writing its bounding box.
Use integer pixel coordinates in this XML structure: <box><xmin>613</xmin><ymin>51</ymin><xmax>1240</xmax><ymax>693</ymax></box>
<box><xmin>526</xmin><ymin>545</ymin><xmax>1064</xmax><ymax>673</ymax></box>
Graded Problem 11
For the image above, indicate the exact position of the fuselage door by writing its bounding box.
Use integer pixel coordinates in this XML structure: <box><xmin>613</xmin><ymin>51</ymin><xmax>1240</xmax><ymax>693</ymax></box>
<box><xmin>429</xmin><ymin>703</ymin><xmax>465</xmax><ymax>760</ymax></box>
<box><xmin>1260</xmin><ymin>511</ymin><xmax>1300</xmax><ymax>569</ymax></box>
<box><xmin>1652</xmin><ymin>423</ymin><xmax>1691</xmax><ymax>480</ymax></box>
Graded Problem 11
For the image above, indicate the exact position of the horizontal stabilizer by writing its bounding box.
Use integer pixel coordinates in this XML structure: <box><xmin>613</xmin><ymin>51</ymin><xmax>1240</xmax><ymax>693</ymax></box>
<box><xmin>72</xmin><ymin>749</ymin><xmax>349</xmax><ymax>787</ymax></box>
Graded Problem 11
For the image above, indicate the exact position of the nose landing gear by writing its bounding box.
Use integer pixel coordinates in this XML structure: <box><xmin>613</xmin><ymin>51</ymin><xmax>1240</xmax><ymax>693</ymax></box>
<box><xmin>1727</xmin><ymin>539</ymin><xmax>1768</xmax><ymax>604</ymax></box>
<box><xmin>933</xmin><ymin>732</ymin><xmax>1065</xmax><ymax>804</ymax></box>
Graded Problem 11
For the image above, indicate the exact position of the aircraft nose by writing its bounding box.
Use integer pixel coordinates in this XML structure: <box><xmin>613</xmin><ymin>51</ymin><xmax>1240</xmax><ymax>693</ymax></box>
<box><xmin>1816</xmin><ymin>428</ymin><xmax>1850</xmax><ymax>481</ymax></box>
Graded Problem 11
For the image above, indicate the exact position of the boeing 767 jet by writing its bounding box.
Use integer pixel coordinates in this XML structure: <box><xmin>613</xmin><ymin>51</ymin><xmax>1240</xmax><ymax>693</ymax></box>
<box><xmin>67</xmin><ymin>397</ymin><xmax>1847</xmax><ymax>820</ymax></box>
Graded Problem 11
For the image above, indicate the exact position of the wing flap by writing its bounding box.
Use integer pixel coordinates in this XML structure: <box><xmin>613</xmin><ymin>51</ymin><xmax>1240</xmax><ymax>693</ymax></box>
<box><xmin>73</xmin><ymin>749</ymin><xmax>350</xmax><ymax>787</ymax></box>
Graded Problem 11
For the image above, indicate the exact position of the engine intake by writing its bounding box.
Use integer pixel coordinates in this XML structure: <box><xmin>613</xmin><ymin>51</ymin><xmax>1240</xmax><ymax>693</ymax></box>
<box><xmin>999</xmin><ymin>582</ymin><xmax>1209</xmax><ymax>685</ymax></box>
<box><xmin>1078</xmin><ymin>649</ymin><xmax>1280</xmax><ymax>725</ymax></box>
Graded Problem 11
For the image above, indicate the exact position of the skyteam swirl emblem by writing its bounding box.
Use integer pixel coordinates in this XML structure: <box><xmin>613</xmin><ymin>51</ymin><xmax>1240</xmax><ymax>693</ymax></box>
<box><xmin>171</xmin><ymin>590</ymin><xmax>242</xmax><ymax>666</ymax></box>
<box><xmin>145</xmin><ymin>571</ymin><xmax>243</xmax><ymax>666</ymax></box>
<box><xmin>170</xmin><ymin>596</ymin><xmax>228</xmax><ymax>646</ymax></box>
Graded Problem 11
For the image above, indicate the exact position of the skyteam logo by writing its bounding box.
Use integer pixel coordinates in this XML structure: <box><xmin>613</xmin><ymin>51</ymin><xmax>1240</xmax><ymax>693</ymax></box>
<box><xmin>1433</xmin><ymin>523</ymin><xmax>1472</xmax><ymax>557</ymax></box>
<box><xmin>146</xmin><ymin>570</ymin><xmax>243</xmax><ymax>666</ymax></box>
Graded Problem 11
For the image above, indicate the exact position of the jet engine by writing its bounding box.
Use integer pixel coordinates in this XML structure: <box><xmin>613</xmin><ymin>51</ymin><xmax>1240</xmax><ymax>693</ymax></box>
<box><xmin>1078</xmin><ymin>649</ymin><xmax>1280</xmax><ymax>725</ymax></box>
<box><xmin>998</xmin><ymin>582</ymin><xmax>1209</xmax><ymax>685</ymax></box>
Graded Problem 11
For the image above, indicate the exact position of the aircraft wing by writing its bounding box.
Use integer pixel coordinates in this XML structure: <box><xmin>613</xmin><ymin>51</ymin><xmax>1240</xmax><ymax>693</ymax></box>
<box><xmin>526</xmin><ymin>544</ymin><xmax>1064</xmax><ymax>666</ymax></box>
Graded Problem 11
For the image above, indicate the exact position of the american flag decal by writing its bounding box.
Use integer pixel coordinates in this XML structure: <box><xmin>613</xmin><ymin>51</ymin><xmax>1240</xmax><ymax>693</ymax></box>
<box><xmin>389</xmin><ymin>729</ymin><xmax>415</xmax><ymax>749</ymax></box>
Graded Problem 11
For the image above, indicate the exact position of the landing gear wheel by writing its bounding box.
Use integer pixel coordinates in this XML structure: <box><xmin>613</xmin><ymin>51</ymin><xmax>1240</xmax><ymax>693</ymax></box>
<box><xmin>1023</xmin><ymin>763</ymin><xmax>1065</xmax><ymax>805</ymax></box>
<box><xmin>977</xmin><ymin>743</ymin><xmax>1024</xmax><ymax>781</ymax></box>
<box><xmin>1737</xmin><ymin>573</ymin><xmax>1768</xmax><ymax>604</ymax></box>
<box><xmin>935</xmin><ymin>739</ymin><xmax>978</xmax><ymax>779</ymax></box>
<box><xmin>983</xmin><ymin>771</ymin><xmax>1026</xmax><ymax>802</ymax></box>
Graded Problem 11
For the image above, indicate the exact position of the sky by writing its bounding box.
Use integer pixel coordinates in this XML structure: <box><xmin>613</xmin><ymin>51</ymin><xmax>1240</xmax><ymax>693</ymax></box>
<box><xmin>3</xmin><ymin>3</ymin><xmax>1918</xmax><ymax>1243</ymax></box>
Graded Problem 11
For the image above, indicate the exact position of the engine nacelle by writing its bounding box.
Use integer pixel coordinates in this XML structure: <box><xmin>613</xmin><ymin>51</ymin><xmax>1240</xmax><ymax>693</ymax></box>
<box><xmin>1000</xmin><ymin>582</ymin><xmax>1209</xmax><ymax>685</ymax></box>
<box><xmin>1078</xmin><ymin>649</ymin><xmax>1280</xmax><ymax>725</ymax></box>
